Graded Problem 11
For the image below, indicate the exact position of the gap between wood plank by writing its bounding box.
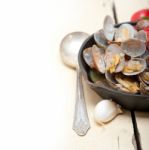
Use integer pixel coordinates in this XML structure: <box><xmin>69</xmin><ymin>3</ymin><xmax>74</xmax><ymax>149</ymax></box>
<box><xmin>112</xmin><ymin>2</ymin><xmax>142</xmax><ymax>150</ymax></box>
<box><xmin>112</xmin><ymin>1</ymin><xmax>118</xmax><ymax>24</ymax></box>
<box><xmin>131</xmin><ymin>111</ymin><xmax>142</xmax><ymax>150</ymax></box>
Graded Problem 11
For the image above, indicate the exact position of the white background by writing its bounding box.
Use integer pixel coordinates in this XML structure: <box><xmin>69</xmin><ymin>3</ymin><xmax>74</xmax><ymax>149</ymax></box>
<box><xmin>0</xmin><ymin>0</ymin><xmax>102</xmax><ymax>149</ymax></box>
<box><xmin>0</xmin><ymin>0</ymin><xmax>60</xmax><ymax>149</ymax></box>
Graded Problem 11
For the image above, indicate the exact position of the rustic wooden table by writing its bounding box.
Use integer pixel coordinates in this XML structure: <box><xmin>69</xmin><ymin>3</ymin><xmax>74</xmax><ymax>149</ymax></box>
<box><xmin>55</xmin><ymin>0</ymin><xmax>149</xmax><ymax>150</ymax></box>
<box><xmin>1</xmin><ymin>0</ymin><xmax>149</xmax><ymax>150</ymax></box>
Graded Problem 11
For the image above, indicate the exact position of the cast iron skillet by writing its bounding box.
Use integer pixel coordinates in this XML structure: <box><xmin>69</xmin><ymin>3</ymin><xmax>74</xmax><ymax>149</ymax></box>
<box><xmin>78</xmin><ymin>22</ymin><xmax>149</xmax><ymax>111</ymax></box>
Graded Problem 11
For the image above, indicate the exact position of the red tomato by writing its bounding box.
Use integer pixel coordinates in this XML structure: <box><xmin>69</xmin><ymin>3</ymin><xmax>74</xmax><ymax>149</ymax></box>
<box><xmin>144</xmin><ymin>26</ymin><xmax>149</xmax><ymax>31</ymax></box>
<box><xmin>131</xmin><ymin>9</ymin><xmax>149</xmax><ymax>43</ymax></box>
<box><xmin>131</xmin><ymin>9</ymin><xmax>149</xmax><ymax>21</ymax></box>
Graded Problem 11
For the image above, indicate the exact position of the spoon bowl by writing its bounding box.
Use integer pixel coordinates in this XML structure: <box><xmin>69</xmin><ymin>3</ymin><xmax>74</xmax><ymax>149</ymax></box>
<box><xmin>60</xmin><ymin>32</ymin><xmax>89</xmax><ymax>68</ymax></box>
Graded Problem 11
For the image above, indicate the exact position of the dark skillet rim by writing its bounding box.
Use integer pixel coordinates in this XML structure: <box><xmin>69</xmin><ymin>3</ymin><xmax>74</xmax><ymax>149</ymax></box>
<box><xmin>78</xmin><ymin>21</ymin><xmax>149</xmax><ymax>100</ymax></box>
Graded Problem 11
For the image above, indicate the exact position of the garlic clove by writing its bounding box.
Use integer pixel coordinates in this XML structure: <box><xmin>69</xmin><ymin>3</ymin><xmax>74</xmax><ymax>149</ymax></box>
<box><xmin>94</xmin><ymin>100</ymin><xmax>123</xmax><ymax>125</ymax></box>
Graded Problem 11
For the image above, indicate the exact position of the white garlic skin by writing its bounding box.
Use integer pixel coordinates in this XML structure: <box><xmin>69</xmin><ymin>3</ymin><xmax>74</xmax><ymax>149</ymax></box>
<box><xmin>94</xmin><ymin>100</ymin><xmax>122</xmax><ymax>125</ymax></box>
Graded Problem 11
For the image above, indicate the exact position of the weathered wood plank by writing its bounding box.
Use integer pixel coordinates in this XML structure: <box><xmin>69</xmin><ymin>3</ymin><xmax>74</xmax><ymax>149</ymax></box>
<box><xmin>115</xmin><ymin>0</ymin><xmax>149</xmax><ymax>149</ymax></box>
<box><xmin>134</xmin><ymin>112</ymin><xmax>149</xmax><ymax>150</ymax></box>
<box><xmin>63</xmin><ymin>79</ymin><xmax>134</xmax><ymax>150</ymax></box>
<box><xmin>55</xmin><ymin>0</ymin><xmax>134</xmax><ymax>149</ymax></box>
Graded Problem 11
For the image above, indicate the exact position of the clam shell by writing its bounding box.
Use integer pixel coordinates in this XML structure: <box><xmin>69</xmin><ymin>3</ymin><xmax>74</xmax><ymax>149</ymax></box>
<box><xmin>106</xmin><ymin>44</ymin><xmax>123</xmax><ymax>54</ymax></box>
<box><xmin>105</xmin><ymin>71</ymin><xmax>118</xmax><ymax>88</ymax></box>
<box><xmin>141</xmin><ymin>49</ymin><xmax>149</xmax><ymax>58</ymax></box>
<box><xmin>94</xmin><ymin>29</ymin><xmax>108</xmax><ymax>49</ymax></box>
<box><xmin>145</xmin><ymin>55</ymin><xmax>149</xmax><ymax>67</ymax></box>
<box><xmin>92</xmin><ymin>44</ymin><xmax>106</xmax><ymax>74</ymax></box>
<box><xmin>141</xmin><ymin>51</ymin><xmax>149</xmax><ymax>67</ymax></box>
<box><xmin>115</xmin><ymin>57</ymin><xmax>125</xmax><ymax>73</ymax></box>
<box><xmin>103</xmin><ymin>15</ymin><xmax>115</xmax><ymax>41</ymax></box>
<box><xmin>105</xmin><ymin>72</ymin><xmax>124</xmax><ymax>91</ymax></box>
<box><xmin>135</xmin><ymin>30</ymin><xmax>147</xmax><ymax>42</ymax></box>
<box><xmin>121</xmin><ymin>39</ymin><xmax>146</xmax><ymax>57</ymax></box>
<box><xmin>140</xmin><ymin>82</ymin><xmax>149</xmax><ymax>95</ymax></box>
<box><xmin>115</xmin><ymin>24</ymin><xmax>137</xmax><ymax>42</ymax></box>
<box><xmin>123</xmin><ymin>58</ymin><xmax>146</xmax><ymax>76</ymax></box>
<box><xmin>105</xmin><ymin>72</ymin><xmax>139</xmax><ymax>93</ymax></box>
<box><xmin>83</xmin><ymin>47</ymin><xmax>94</xmax><ymax>68</ymax></box>
<box><xmin>141</xmin><ymin>49</ymin><xmax>149</xmax><ymax>67</ymax></box>
<box><xmin>115</xmin><ymin>73</ymin><xmax>140</xmax><ymax>94</ymax></box>
<box><xmin>136</xmin><ymin>19</ymin><xmax>149</xmax><ymax>30</ymax></box>
<box><xmin>105</xmin><ymin>44</ymin><xmax>125</xmax><ymax>73</ymax></box>
<box><xmin>139</xmin><ymin>69</ymin><xmax>149</xmax><ymax>85</ymax></box>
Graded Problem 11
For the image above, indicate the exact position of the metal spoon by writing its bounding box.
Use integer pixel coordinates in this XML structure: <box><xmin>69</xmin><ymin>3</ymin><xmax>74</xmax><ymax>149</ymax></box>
<box><xmin>60</xmin><ymin>32</ymin><xmax>90</xmax><ymax>136</ymax></box>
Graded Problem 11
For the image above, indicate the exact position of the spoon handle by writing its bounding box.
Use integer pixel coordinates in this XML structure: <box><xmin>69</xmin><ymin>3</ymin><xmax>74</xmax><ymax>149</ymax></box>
<box><xmin>72</xmin><ymin>66</ymin><xmax>90</xmax><ymax>136</ymax></box>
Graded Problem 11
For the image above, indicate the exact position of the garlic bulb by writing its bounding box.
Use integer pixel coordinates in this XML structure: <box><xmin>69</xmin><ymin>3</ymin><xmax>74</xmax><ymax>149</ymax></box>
<box><xmin>94</xmin><ymin>100</ymin><xmax>123</xmax><ymax>125</ymax></box>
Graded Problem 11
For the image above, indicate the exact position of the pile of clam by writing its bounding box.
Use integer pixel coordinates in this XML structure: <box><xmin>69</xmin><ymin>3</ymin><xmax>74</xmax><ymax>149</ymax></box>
<box><xmin>83</xmin><ymin>15</ymin><xmax>149</xmax><ymax>95</ymax></box>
